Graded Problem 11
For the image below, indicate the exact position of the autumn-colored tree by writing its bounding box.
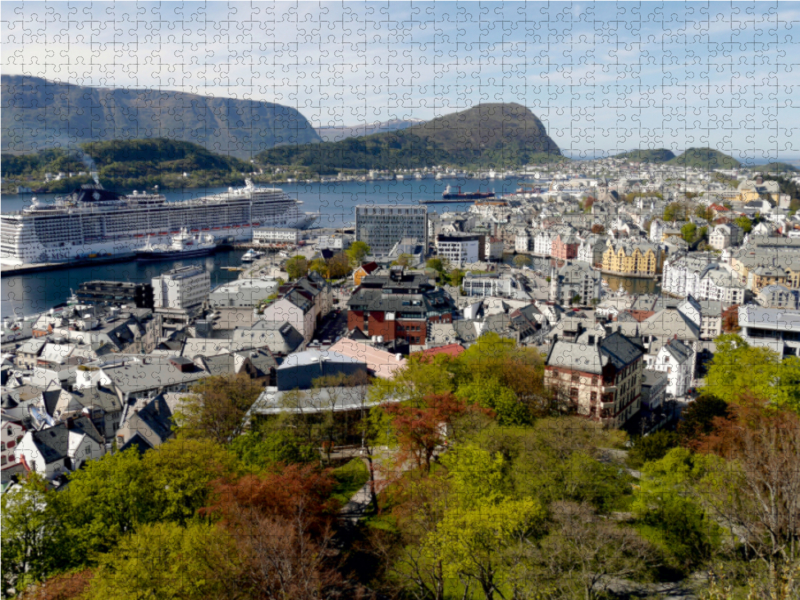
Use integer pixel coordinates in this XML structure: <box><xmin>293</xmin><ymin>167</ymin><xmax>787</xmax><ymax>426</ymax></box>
<box><xmin>383</xmin><ymin>393</ymin><xmax>490</xmax><ymax>473</ymax></box>
<box><xmin>591</xmin><ymin>223</ymin><xmax>605</xmax><ymax>234</ymax></box>
<box><xmin>175</xmin><ymin>374</ymin><xmax>264</xmax><ymax>444</ymax></box>
<box><xmin>693</xmin><ymin>397</ymin><xmax>800</xmax><ymax>581</ymax></box>
<box><xmin>17</xmin><ymin>569</ymin><xmax>93</xmax><ymax>600</ymax></box>
<box><xmin>678</xmin><ymin>394</ymin><xmax>730</xmax><ymax>445</ymax></box>
<box><xmin>327</xmin><ymin>252</ymin><xmax>351</xmax><ymax>279</ymax></box>
<box><xmin>205</xmin><ymin>465</ymin><xmax>345</xmax><ymax>600</ymax></box>
<box><xmin>721</xmin><ymin>305</ymin><xmax>740</xmax><ymax>333</ymax></box>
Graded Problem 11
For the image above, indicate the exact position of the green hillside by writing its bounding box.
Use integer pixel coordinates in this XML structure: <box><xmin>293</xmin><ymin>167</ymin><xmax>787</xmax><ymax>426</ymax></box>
<box><xmin>761</xmin><ymin>162</ymin><xmax>799</xmax><ymax>173</ymax></box>
<box><xmin>1</xmin><ymin>75</ymin><xmax>321</xmax><ymax>160</ymax></box>
<box><xmin>668</xmin><ymin>147</ymin><xmax>741</xmax><ymax>170</ymax></box>
<box><xmin>1</xmin><ymin>139</ymin><xmax>257</xmax><ymax>193</ymax></box>
<box><xmin>256</xmin><ymin>103</ymin><xmax>562</xmax><ymax>172</ymax></box>
<box><xmin>614</xmin><ymin>149</ymin><xmax>676</xmax><ymax>163</ymax></box>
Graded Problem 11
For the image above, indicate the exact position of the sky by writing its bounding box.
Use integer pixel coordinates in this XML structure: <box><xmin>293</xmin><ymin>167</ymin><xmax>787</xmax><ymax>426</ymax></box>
<box><xmin>3</xmin><ymin>1</ymin><xmax>799</xmax><ymax>162</ymax></box>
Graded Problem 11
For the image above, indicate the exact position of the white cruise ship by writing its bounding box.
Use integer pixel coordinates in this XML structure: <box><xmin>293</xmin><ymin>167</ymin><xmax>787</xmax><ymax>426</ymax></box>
<box><xmin>1</xmin><ymin>179</ymin><xmax>317</xmax><ymax>265</ymax></box>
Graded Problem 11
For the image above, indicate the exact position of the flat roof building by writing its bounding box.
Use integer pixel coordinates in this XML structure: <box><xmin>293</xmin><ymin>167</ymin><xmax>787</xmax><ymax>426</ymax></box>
<box><xmin>355</xmin><ymin>205</ymin><xmax>428</xmax><ymax>256</ymax></box>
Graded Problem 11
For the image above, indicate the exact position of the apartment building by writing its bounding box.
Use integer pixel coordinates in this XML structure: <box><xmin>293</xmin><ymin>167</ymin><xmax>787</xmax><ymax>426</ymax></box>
<box><xmin>152</xmin><ymin>266</ymin><xmax>210</xmax><ymax>310</ymax></box>
<box><xmin>602</xmin><ymin>241</ymin><xmax>660</xmax><ymax>276</ymax></box>
<box><xmin>355</xmin><ymin>205</ymin><xmax>428</xmax><ymax>256</ymax></box>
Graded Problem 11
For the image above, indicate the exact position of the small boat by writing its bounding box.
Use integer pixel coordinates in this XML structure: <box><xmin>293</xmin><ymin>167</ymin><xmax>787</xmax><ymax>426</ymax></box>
<box><xmin>241</xmin><ymin>248</ymin><xmax>264</xmax><ymax>263</ymax></box>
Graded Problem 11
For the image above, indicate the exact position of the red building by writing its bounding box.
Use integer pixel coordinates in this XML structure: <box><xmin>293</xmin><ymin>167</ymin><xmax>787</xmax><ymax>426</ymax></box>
<box><xmin>347</xmin><ymin>267</ymin><xmax>455</xmax><ymax>345</ymax></box>
<box><xmin>551</xmin><ymin>234</ymin><xmax>580</xmax><ymax>260</ymax></box>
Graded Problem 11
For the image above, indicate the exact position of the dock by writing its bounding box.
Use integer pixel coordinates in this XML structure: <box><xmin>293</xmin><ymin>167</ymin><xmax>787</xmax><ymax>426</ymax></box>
<box><xmin>1</xmin><ymin>254</ymin><xmax>137</xmax><ymax>277</ymax></box>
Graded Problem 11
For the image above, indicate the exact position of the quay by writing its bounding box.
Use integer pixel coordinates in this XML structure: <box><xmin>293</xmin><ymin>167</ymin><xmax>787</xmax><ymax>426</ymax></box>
<box><xmin>1</xmin><ymin>253</ymin><xmax>137</xmax><ymax>277</ymax></box>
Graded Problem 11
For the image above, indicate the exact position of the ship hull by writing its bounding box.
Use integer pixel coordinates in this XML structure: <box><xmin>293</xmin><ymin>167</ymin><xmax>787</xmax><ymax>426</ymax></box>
<box><xmin>135</xmin><ymin>247</ymin><xmax>216</xmax><ymax>261</ymax></box>
<box><xmin>441</xmin><ymin>192</ymin><xmax>496</xmax><ymax>200</ymax></box>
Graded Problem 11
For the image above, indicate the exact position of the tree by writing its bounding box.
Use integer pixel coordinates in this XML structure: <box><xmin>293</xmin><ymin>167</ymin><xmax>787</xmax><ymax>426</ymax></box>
<box><xmin>1</xmin><ymin>474</ymin><xmax>66</xmax><ymax>595</ymax></box>
<box><xmin>17</xmin><ymin>569</ymin><xmax>93</xmax><ymax>600</ymax></box>
<box><xmin>626</xmin><ymin>430</ymin><xmax>680</xmax><ymax>468</ymax></box>
<box><xmin>681</xmin><ymin>222</ymin><xmax>697</xmax><ymax>242</ymax></box>
<box><xmin>678</xmin><ymin>394</ymin><xmax>729</xmax><ymax>444</ymax></box>
<box><xmin>448</xmin><ymin>268</ymin><xmax>464</xmax><ymax>287</ymax></box>
<box><xmin>694</xmin><ymin>399</ymin><xmax>800</xmax><ymax>583</ymax></box>
<box><xmin>696</xmin><ymin>205</ymin><xmax>715</xmax><ymax>221</ymax></box>
<box><xmin>85</xmin><ymin>522</ymin><xmax>239</xmax><ymax>600</ymax></box>
<box><xmin>632</xmin><ymin>447</ymin><xmax>722</xmax><ymax>570</ymax></box>
<box><xmin>392</xmin><ymin>253</ymin><xmax>413</xmax><ymax>267</ymax></box>
<box><xmin>345</xmin><ymin>241</ymin><xmax>371</xmax><ymax>267</ymax></box>
<box><xmin>228</xmin><ymin>427</ymin><xmax>317</xmax><ymax>469</ymax></box>
<box><xmin>383</xmin><ymin>393</ymin><xmax>486</xmax><ymax>473</ymax></box>
<box><xmin>426</xmin><ymin>257</ymin><xmax>448</xmax><ymax>274</ymax></box>
<box><xmin>142</xmin><ymin>438</ymin><xmax>241</xmax><ymax>525</ymax></box>
<box><xmin>327</xmin><ymin>252</ymin><xmax>351</xmax><ymax>279</ymax></box>
<box><xmin>663</xmin><ymin>202</ymin><xmax>687</xmax><ymax>222</ymax></box>
<box><xmin>60</xmin><ymin>448</ymin><xmax>155</xmax><ymax>564</ymax></box>
<box><xmin>285</xmin><ymin>255</ymin><xmax>309</xmax><ymax>280</ymax></box>
<box><xmin>570</xmin><ymin>293</ymin><xmax>582</xmax><ymax>305</ymax></box>
<box><xmin>309</xmin><ymin>257</ymin><xmax>329</xmax><ymax>278</ymax></box>
<box><xmin>175</xmin><ymin>374</ymin><xmax>264</xmax><ymax>444</ymax></box>
<box><xmin>721</xmin><ymin>305</ymin><xmax>740</xmax><ymax>332</ymax></box>
<box><xmin>456</xmin><ymin>377</ymin><xmax>531</xmax><ymax>426</ymax></box>
<box><xmin>703</xmin><ymin>334</ymin><xmax>780</xmax><ymax>405</ymax></box>
<box><xmin>513</xmin><ymin>254</ymin><xmax>531</xmax><ymax>268</ymax></box>
<box><xmin>734</xmin><ymin>215</ymin><xmax>753</xmax><ymax>233</ymax></box>
<box><xmin>527</xmin><ymin>502</ymin><xmax>659</xmax><ymax>600</ymax></box>
<box><xmin>591</xmin><ymin>223</ymin><xmax>605</xmax><ymax>234</ymax></box>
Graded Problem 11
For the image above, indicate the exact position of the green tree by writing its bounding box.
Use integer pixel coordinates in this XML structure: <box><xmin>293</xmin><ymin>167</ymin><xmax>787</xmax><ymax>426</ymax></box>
<box><xmin>448</xmin><ymin>268</ymin><xmax>464</xmax><ymax>287</ymax></box>
<box><xmin>426</xmin><ymin>257</ymin><xmax>448</xmax><ymax>274</ymax></box>
<box><xmin>513</xmin><ymin>254</ymin><xmax>531</xmax><ymax>268</ymax></box>
<box><xmin>632</xmin><ymin>447</ymin><xmax>722</xmax><ymax>570</ymax></box>
<box><xmin>1</xmin><ymin>474</ymin><xmax>66</xmax><ymax>595</ymax></box>
<box><xmin>681</xmin><ymin>222</ymin><xmax>697</xmax><ymax>242</ymax></box>
<box><xmin>85</xmin><ymin>522</ymin><xmax>239</xmax><ymax>600</ymax></box>
<box><xmin>345</xmin><ymin>241</ymin><xmax>371</xmax><ymax>267</ymax></box>
<box><xmin>142</xmin><ymin>438</ymin><xmax>241</xmax><ymax>524</ymax></box>
<box><xmin>456</xmin><ymin>377</ymin><xmax>531</xmax><ymax>426</ymax></box>
<box><xmin>174</xmin><ymin>374</ymin><xmax>264</xmax><ymax>444</ymax></box>
<box><xmin>327</xmin><ymin>252</ymin><xmax>351</xmax><ymax>279</ymax></box>
<box><xmin>228</xmin><ymin>428</ymin><xmax>317</xmax><ymax>469</ymax></box>
<box><xmin>284</xmin><ymin>255</ymin><xmax>309</xmax><ymax>279</ymax></box>
<box><xmin>60</xmin><ymin>448</ymin><xmax>155</xmax><ymax>563</ymax></box>
<box><xmin>695</xmin><ymin>205</ymin><xmax>715</xmax><ymax>221</ymax></box>
<box><xmin>309</xmin><ymin>257</ymin><xmax>329</xmax><ymax>278</ymax></box>
<box><xmin>663</xmin><ymin>202</ymin><xmax>687</xmax><ymax>222</ymax></box>
<box><xmin>734</xmin><ymin>215</ymin><xmax>753</xmax><ymax>233</ymax></box>
<box><xmin>627</xmin><ymin>430</ymin><xmax>680</xmax><ymax>468</ymax></box>
<box><xmin>392</xmin><ymin>253</ymin><xmax>413</xmax><ymax>267</ymax></box>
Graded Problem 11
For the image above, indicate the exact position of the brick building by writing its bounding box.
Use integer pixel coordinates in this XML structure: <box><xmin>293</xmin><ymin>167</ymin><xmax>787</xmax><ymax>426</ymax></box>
<box><xmin>551</xmin><ymin>233</ymin><xmax>580</xmax><ymax>260</ymax></box>
<box><xmin>545</xmin><ymin>330</ymin><xmax>645</xmax><ymax>428</ymax></box>
<box><xmin>347</xmin><ymin>267</ymin><xmax>455</xmax><ymax>345</ymax></box>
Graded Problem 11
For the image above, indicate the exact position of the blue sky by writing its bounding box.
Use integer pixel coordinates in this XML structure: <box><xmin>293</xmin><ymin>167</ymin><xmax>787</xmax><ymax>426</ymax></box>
<box><xmin>3</xmin><ymin>1</ymin><xmax>799</xmax><ymax>161</ymax></box>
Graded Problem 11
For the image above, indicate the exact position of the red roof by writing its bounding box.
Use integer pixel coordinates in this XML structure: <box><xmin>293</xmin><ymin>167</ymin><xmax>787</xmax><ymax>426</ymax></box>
<box><xmin>710</xmin><ymin>204</ymin><xmax>730</xmax><ymax>212</ymax></box>
<box><xmin>418</xmin><ymin>344</ymin><xmax>466</xmax><ymax>360</ymax></box>
<box><xmin>360</xmin><ymin>261</ymin><xmax>379</xmax><ymax>274</ymax></box>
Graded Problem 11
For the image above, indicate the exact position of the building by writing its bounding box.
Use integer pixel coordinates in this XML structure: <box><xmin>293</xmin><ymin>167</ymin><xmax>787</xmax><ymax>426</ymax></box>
<box><xmin>253</xmin><ymin>227</ymin><xmax>301</xmax><ymax>245</ymax></box>
<box><xmin>463</xmin><ymin>272</ymin><xmax>525</xmax><ymax>298</ymax></box>
<box><xmin>355</xmin><ymin>205</ymin><xmax>428</xmax><ymax>256</ymax></box>
<box><xmin>152</xmin><ymin>266</ymin><xmax>210</xmax><ymax>310</ymax></box>
<box><xmin>76</xmin><ymin>280</ymin><xmax>154</xmax><ymax>309</ymax></box>
<box><xmin>551</xmin><ymin>234</ymin><xmax>580</xmax><ymax>260</ymax></box>
<box><xmin>436</xmin><ymin>234</ymin><xmax>483</xmax><ymax>266</ymax></box>
<box><xmin>757</xmin><ymin>284</ymin><xmax>800</xmax><ymax>310</ymax></box>
<box><xmin>544</xmin><ymin>331</ymin><xmax>645</xmax><ymax>428</ymax></box>
<box><xmin>709</xmin><ymin>223</ymin><xmax>743</xmax><ymax>250</ymax></box>
<box><xmin>276</xmin><ymin>349</ymin><xmax>368</xmax><ymax>391</ymax></box>
<box><xmin>347</xmin><ymin>266</ymin><xmax>454</xmax><ymax>346</ymax></box>
<box><xmin>485</xmin><ymin>237</ymin><xmax>504</xmax><ymax>261</ymax></box>
<box><xmin>353</xmin><ymin>262</ymin><xmax>380</xmax><ymax>286</ymax></box>
<box><xmin>738</xmin><ymin>305</ymin><xmax>800</xmax><ymax>358</ymax></box>
<box><xmin>602</xmin><ymin>241</ymin><xmax>660</xmax><ymax>276</ymax></box>
<box><xmin>208</xmin><ymin>278</ymin><xmax>279</xmax><ymax>308</ymax></box>
<box><xmin>641</xmin><ymin>369</ymin><xmax>668</xmax><ymax>411</ymax></box>
<box><xmin>318</xmin><ymin>234</ymin><xmax>351</xmax><ymax>251</ymax></box>
<box><xmin>651</xmin><ymin>338</ymin><xmax>695</xmax><ymax>398</ymax></box>
<box><xmin>662</xmin><ymin>253</ymin><xmax>746</xmax><ymax>305</ymax></box>
<box><xmin>1</xmin><ymin>419</ymin><xmax>25</xmax><ymax>473</ymax></box>
<box><xmin>14</xmin><ymin>417</ymin><xmax>105</xmax><ymax>478</ymax></box>
<box><xmin>548</xmin><ymin>261</ymin><xmax>602</xmax><ymax>306</ymax></box>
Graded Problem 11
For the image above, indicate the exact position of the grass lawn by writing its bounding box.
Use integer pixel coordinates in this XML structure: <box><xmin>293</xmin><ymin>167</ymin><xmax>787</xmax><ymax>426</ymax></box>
<box><xmin>331</xmin><ymin>458</ymin><xmax>369</xmax><ymax>506</ymax></box>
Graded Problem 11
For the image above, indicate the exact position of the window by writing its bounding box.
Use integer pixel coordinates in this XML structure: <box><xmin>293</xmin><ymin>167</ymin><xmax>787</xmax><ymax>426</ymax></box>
<box><xmin>569</xmin><ymin>387</ymin><xmax>579</xmax><ymax>399</ymax></box>
<box><xmin>590</xmin><ymin>392</ymin><xmax>597</xmax><ymax>402</ymax></box>
<box><xmin>571</xmin><ymin>373</ymin><xmax>580</xmax><ymax>382</ymax></box>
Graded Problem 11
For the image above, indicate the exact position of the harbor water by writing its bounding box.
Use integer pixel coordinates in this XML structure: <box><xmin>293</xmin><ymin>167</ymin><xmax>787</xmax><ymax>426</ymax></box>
<box><xmin>1</xmin><ymin>178</ymin><xmax>521</xmax><ymax>318</ymax></box>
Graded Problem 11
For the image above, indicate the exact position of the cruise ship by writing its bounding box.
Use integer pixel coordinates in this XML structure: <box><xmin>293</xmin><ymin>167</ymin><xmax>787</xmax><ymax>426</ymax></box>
<box><xmin>1</xmin><ymin>179</ymin><xmax>317</xmax><ymax>265</ymax></box>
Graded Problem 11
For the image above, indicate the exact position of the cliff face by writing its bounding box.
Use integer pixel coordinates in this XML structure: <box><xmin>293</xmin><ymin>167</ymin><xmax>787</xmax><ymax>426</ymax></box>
<box><xmin>1</xmin><ymin>75</ymin><xmax>321</xmax><ymax>159</ymax></box>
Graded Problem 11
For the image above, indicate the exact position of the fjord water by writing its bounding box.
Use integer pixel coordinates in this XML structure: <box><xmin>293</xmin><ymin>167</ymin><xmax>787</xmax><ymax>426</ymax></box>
<box><xmin>1</xmin><ymin>178</ymin><xmax>521</xmax><ymax>318</ymax></box>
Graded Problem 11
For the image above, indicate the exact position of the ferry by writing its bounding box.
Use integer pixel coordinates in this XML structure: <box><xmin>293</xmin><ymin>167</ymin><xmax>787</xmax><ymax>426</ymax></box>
<box><xmin>1</xmin><ymin>179</ymin><xmax>317</xmax><ymax>266</ymax></box>
<box><xmin>134</xmin><ymin>229</ymin><xmax>217</xmax><ymax>261</ymax></box>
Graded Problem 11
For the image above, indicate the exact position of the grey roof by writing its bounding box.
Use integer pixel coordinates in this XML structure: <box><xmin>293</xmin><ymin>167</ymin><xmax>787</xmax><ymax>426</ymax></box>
<box><xmin>130</xmin><ymin>395</ymin><xmax>174</xmax><ymax>445</ymax></box>
<box><xmin>277</xmin><ymin>349</ymin><xmax>362</xmax><ymax>371</ymax></box>
<box><xmin>546</xmin><ymin>331</ymin><xmax>643</xmax><ymax>374</ymax></box>
<box><xmin>67</xmin><ymin>386</ymin><xmax>121</xmax><ymax>413</ymax></box>
<box><xmin>662</xmin><ymin>338</ymin><xmax>693</xmax><ymax>364</ymax></box>
<box><xmin>97</xmin><ymin>356</ymin><xmax>209</xmax><ymax>394</ymax></box>
<box><xmin>249</xmin><ymin>385</ymin><xmax>383</xmax><ymax>416</ymax></box>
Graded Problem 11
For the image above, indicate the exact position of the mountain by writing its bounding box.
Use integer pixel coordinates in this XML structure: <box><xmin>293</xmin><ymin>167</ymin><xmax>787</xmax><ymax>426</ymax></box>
<box><xmin>1</xmin><ymin>75</ymin><xmax>321</xmax><ymax>160</ymax></box>
<box><xmin>256</xmin><ymin>103</ymin><xmax>562</xmax><ymax>172</ymax></box>
<box><xmin>759</xmin><ymin>162</ymin><xmax>799</xmax><ymax>173</ymax></box>
<box><xmin>668</xmin><ymin>148</ymin><xmax>741</xmax><ymax>170</ymax></box>
<box><xmin>614</xmin><ymin>149</ymin><xmax>676</xmax><ymax>163</ymax></box>
<box><xmin>317</xmin><ymin>118</ymin><xmax>426</xmax><ymax>142</ymax></box>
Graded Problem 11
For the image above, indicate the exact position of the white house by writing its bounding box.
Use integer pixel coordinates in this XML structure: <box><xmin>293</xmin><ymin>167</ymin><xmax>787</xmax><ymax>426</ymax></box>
<box><xmin>14</xmin><ymin>417</ymin><xmax>105</xmax><ymax>478</ymax></box>
<box><xmin>533</xmin><ymin>230</ymin><xmax>553</xmax><ymax>256</ymax></box>
<box><xmin>1</xmin><ymin>419</ymin><xmax>26</xmax><ymax>472</ymax></box>
<box><xmin>260</xmin><ymin>295</ymin><xmax>316</xmax><ymax>343</ymax></box>
<box><xmin>652</xmin><ymin>338</ymin><xmax>694</xmax><ymax>398</ymax></box>
<box><xmin>709</xmin><ymin>223</ymin><xmax>743</xmax><ymax>250</ymax></box>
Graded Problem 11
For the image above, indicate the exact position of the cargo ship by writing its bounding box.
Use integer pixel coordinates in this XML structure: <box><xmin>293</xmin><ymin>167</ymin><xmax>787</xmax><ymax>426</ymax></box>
<box><xmin>1</xmin><ymin>179</ymin><xmax>317</xmax><ymax>266</ymax></box>
<box><xmin>441</xmin><ymin>185</ymin><xmax>496</xmax><ymax>200</ymax></box>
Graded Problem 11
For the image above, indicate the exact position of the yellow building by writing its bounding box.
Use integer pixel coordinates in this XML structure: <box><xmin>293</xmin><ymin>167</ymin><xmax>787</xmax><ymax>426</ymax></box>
<box><xmin>602</xmin><ymin>242</ymin><xmax>659</xmax><ymax>276</ymax></box>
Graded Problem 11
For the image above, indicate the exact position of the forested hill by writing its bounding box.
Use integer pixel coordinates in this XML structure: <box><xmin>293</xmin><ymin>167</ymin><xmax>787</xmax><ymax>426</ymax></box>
<box><xmin>613</xmin><ymin>149</ymin><xmax>676</xmax><ymax>163</ymax></box>
<box><xmin>1</xmin><ymin>75</ymin><xmax>321</xmax><ymax>160</ymax></box>
<box><xmin>668</xmin><ymin>147</ymin><xmax>741</xmax><ymax>170</ymax></box>
<box><xmin>256</xmin><ymin>103</ymin><xmax>563</xmax><ymax>172</ymax></box>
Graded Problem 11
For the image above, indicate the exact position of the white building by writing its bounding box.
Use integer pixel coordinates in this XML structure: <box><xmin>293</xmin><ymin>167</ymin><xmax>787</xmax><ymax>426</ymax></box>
<box><xmin>515</xmin><ymin>230</ymin><xmax>532</xmax><ymax>252</ymax></box>
<box><xmin>485</xmin><ymin>237</ymin><xmax>504</xmax><ymax>261</ymax></box>
<box><xmin>548</xmin><ymin>261</ymin><xmax>602</xmax><ymax>305</ymax></box>
<box><xmin>709</xmin><ymin>223</ymin><xmax>743</xmax><ymax>250</ymax></box>
<box><xmin>14</xmin><ymin>417</ymin><xmax>105</xmax><ymax>478</ymax></box>
<box><xmin>253</xmin><ymin>227</ymin><xmax>301</xmax><ymax>244</ymax></box>
<box><xmin>756</xmin><ymin>284</ymin><xmax>800</xmax><ymax>310</ymax></box>
<box><xmin>652</xmin><ymin>338</ymin><xmax>695</xmax><ymax>398</ymax></box>
<box><xmin>739</xmin><ymin>305</ymin><xmax>800</xmax><ymax>358</ymax></box>
<box><xmin>533</xmin><ymin>230</ymin><xmax>553</xmax><ymax>256</ymax></box>
<box><xmin>208</xmin><ymin>278</ymin><xmax>279</xmax><ymax>309</ymax></box>
<box><xmin>436</xmin><ymin>234</ymin><xmax>481</xmax><ymax>266</ymax></box>
<box><xmin>463</xmin><ymin>272</ymin><xmax>524</xmax><ymax>298</ymax></box>
<box><xmin>662</xmin><ymin>254</ymin><xmax>746</xmax><ymax>305</ymax></box>
<box><xmin>152</xmin><ymin>266</ymin><xmax>210</xmax><ymax>310</ymax></box>
<box><xmin>355</xmin><ymin>205</ymin><xmax>428</xmax><ymax>256</ymax></box>
<box><xmin>1</xmin><ymin>420</ymin><xmax>25</xmax><ymax>473</ymax></box>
